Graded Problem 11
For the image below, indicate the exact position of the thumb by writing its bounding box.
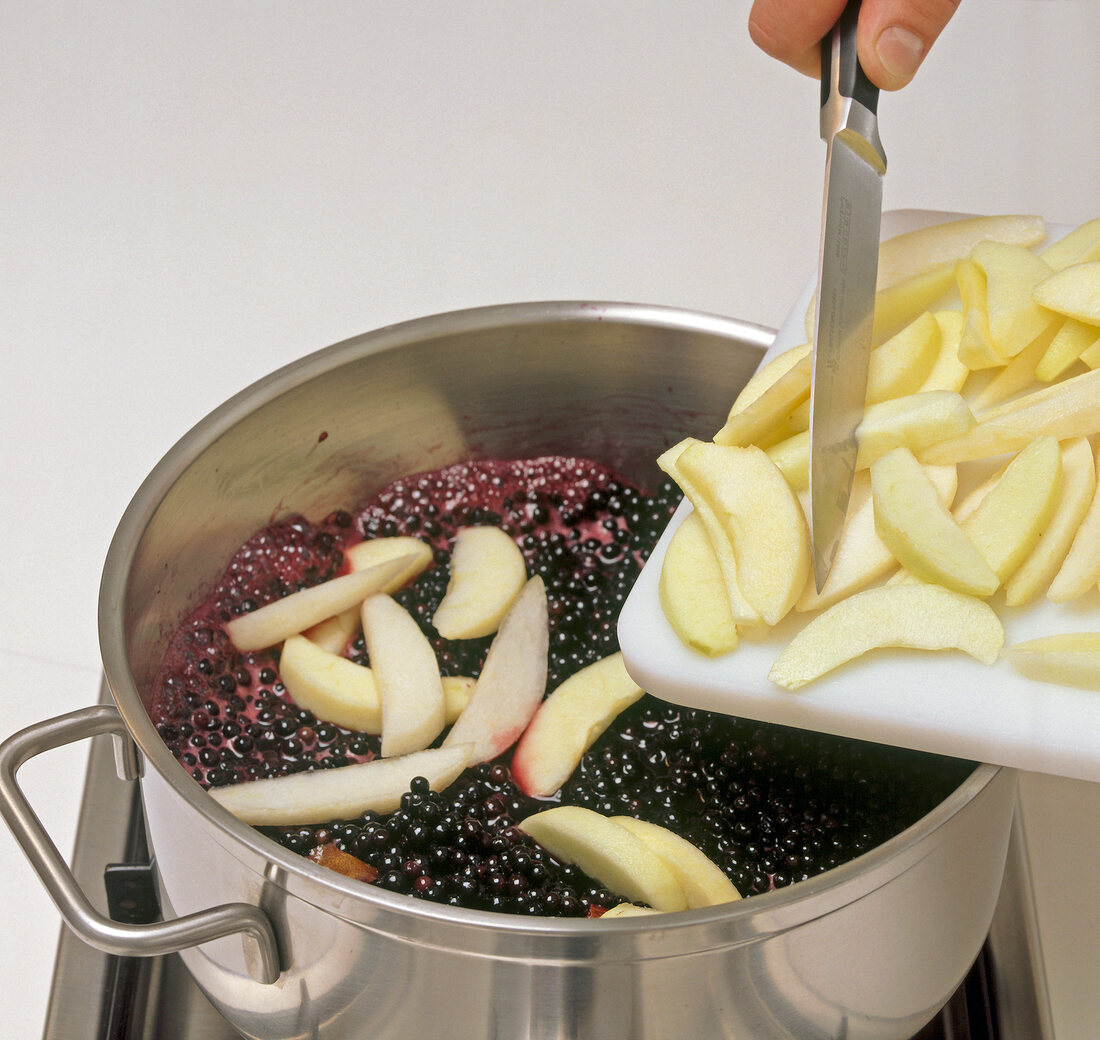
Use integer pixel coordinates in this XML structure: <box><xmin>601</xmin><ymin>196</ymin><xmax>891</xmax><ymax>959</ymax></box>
<box><xmin>857</xmin><ymin>0</ymin><xmax>961</xmax><ymax>91</ymax></box>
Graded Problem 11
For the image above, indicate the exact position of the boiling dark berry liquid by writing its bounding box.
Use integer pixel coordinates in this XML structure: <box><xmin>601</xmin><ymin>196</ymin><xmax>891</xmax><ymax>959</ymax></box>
<box><xmin>151</xmin><ymin>456</ymin><xmax>974</xmax><ymax>916</ymax></box>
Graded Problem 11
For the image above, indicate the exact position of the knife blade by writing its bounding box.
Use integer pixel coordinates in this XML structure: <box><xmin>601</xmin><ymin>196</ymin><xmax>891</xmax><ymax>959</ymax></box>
<box><xmin>809</xmin><ymin>0</ymin><xmax>887</xmax><ymax>592</ymax></box>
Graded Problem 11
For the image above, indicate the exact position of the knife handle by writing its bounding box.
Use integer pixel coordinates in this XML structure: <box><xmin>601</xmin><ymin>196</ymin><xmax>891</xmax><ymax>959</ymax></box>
<box><xmin>820</xmin><ymin>0</ymin><xmax>879</xmax><ymax>117</ymax></box>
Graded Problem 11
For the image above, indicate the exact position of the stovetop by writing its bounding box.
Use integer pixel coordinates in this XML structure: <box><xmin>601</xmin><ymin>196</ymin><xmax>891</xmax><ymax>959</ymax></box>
<box><xmin>40</xmin><ymin>700</ymin><xmax>1057</xmax><ymax>1040</ymax></box>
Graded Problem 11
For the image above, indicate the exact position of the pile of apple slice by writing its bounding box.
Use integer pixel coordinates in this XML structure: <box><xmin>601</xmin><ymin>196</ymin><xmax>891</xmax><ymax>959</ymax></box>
<box><xmin>210</xmin><ymin>518</ymin><xmax>728</xmax><ymax>913</ymax></box>
<box><xmin>658</xmin><ymin>214</ymin><xmax>1100</xmax><ymax>692</ymax></box>
<box><xmin>211</xmin><ymin>525</ymin><xmax>651</xmax><ymax>836</ymax></box>
<box><xmin>518</xmin><ymin>806</ymin><xmax>741</xmax><ymax>913</ymax></box>
<box><xmin>213</xmin><ymin>526</ymin><xmax>548</xmax><ymax>824</ymax></box>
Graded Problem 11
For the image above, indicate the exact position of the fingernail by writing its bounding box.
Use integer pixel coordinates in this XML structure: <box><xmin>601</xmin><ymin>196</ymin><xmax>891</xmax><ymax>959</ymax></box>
<box><xmin>876</xmin><ymin>25</ymin><xmax>925</xmax><ymax>83</ymax></box>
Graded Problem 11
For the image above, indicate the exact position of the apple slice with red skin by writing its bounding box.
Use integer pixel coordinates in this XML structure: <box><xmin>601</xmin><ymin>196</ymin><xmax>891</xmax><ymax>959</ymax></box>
<box><xmin>361</xmin><ymin>593</ymin><xmax>446</xmax><ymax>758</ymax></box>
<box><xmin>442</xmin><ymin>576</ymin><xmax>548</xmax><ymax>764</ymax></box>
<box><xmin>225</xmin><ymin>554</ymin><xmax>417</xmax><ymax>652</ymax></box>
<box><xmin>209</xmin><ymin>744</ymin><xmax>471</xmax><ymax>825</ymax></box>
<box><xmin>512</xmin><ymin>652</ymin><xmax>644</xmax><ymax>797</ymax></box>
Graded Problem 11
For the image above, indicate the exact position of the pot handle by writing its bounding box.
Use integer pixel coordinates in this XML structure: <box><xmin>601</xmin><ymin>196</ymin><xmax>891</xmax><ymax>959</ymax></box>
<box><xmin>0</xmin><ymin>704</ymin><xmax>281</xmax><ymax>984</ymax></box>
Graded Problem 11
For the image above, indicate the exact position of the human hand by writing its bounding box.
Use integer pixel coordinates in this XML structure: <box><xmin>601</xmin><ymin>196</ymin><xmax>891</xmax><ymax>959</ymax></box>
<box><xmin>748</xmin><ymin>0</ymin><xmax>961</xmax><ymax>91</ymax></box>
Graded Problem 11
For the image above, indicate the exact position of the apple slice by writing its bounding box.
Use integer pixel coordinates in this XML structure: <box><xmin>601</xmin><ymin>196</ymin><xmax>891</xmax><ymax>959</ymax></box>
<box><xmin>765</xmin><ymin>430</ymin><xmax>809</xmax><ymax>492</ymax></box>
<box><xmin>676</xmin><ymin>440</ymin><xmax>810</xmax><ymax>626</ymax></box>
<box><xmin>950</xmin><ymin>459</ymin><xmax>1009</xmax><ymax>527</ymax></box>
<box><xmin>865</xmin><ymin>311</ymin><xmax>941</xmax><ymax>405</ymax></box>
<box><xmin>658</xmin><ymin>440</ymin><xmax>760</xmax><ymax>625</ymax></box>
<box><xmin>512</xmin><ymin>652</ymin><xmax>644</xmax><ymax>797</ymax></box>
<box><xmin>769</xmin><ymin>583</ymin><xmax>1004</xmax><ymax>691</ymax></box>
<box><xmin>303</xmin><ymin>610</ymin><xmax>363</xmax><ymax>656</ymax></box>
<box><xmin>346</xmin><ymin>535</ymin><xmax>434</xmax><ymax>577</ymax></box>
<box><xmin>657</xmin><ymin>511</ymin><xmax>738</xmax><ymax>657</ymax></box>
<box><xmin>442</xmin><ymin>576</ymin><xmax>548</xmax><ymax>763</ymax></box>
<box><xmin>795</xmin><ymin>464</ymin><xmax>957</xmax><ymax>612</ymax></box>
<box><xmin>1047</xmin><ymin>448</ymin><xmax>1100</xmax><ymax>602</ymax></box>
<box><xmin>1032</xmin><ymin>261</ymin><xmax>1100</xmax><ymax>323</ymax></box>
<box><xmin>280</xmin><ymin>635</ymin><xmax>473</xmax><ymax>733</ymax></box>
<box><xmin>306</xmin><ymin>537</ymin><xmax>434</xmax><ymax>652</ymax></box>
<box><xmin>971</xmin><ymin>240</ymin><xmax>1057</xmax><ymax>358</ymax></box>
<box><xmin>871</xmin><ymin>266</ymin><xmax>959</xmax><ymax>343</ymax></box>
<box><xmin>518</xmin><ymin>807</ymin><xmax>687</xmax><ymax>913</ymax></box>
<box><xmin>612</xmin><ymin>816</ymin><xmax>740</xmax><ymax>908</ymax></box>
<box><xmin>1005</xmin><ymin>438</ymin><xmax>1096</xmax><ymax>605</ymax></box>
<box><xmin>871</xmin><ymin>448</ymin><xmax>998</xmax><ymax>596</ymax></box>
<box><xmin>777</xmin><ymin>397</ymin><xmax>810</xmax><ymax>438</ymax></box>
<box><xmin>955</xmin><ymin>259</ymin><xmax>1003</xmax><ymax>370</ymax></box>
<box><xmin>1040</xmin><ymin>217</ymin><xmax>1100</xmax><ymax>271</ymax></box>
<box><xmin>361</xmin><ymin>594</ymin><xmax>446</xmax><ymax>758</ymax></box>
<box><xmin>713</xmin><ymin>351</ymin><xmax>811</xmax><ymax>447</ymax></box>
<box><xmin>1083</xmin><ymin>337</ymin><xmax>1100</xmax><ymax>369</ymax></box>
<box><xmin>959</xmin><ymin>436</ymin><xmax>1062</xmax><ymax>584</ymax></box>
<box><xmin>855</xmin><ymin>391</ymin><xmax>975</xmax><ymax>469</ymax></box>
<box><xmin>916</xmin><ymin>311</ymin><xmax>969</xmax><ymax>394</ymax></box>
<box><xmin>600</xmin><ymin>903</ymin><xmax>661</xmax><ymax>919</ymax></box>
<box><xmin>727</xmin><ymin>342</ymin><xmax>811</xmax><ymax>416</ymax></box>
<box><xmin>919</xmin><ymin>366</ymin><xmax>1100</xmax><ymax>465</ymax></box>
<box><xmin>431</xmin><ymin>526</ymin><xmax>527</xmax><ymax>639</ymax></box>
<box><xmin>279</xmin><ymin>634</ymin><xmax>383</xmax><ymax>733</ymax></box>
<box><xmin>968</xmin><ymin>323</ymin><xmax>1057</xmax><ymax>413</ymax></box>
<box><xmin>804</xmin><ymin>268</ymin><xmax>959</xmax><ymax>347</ymax></box>
<box><xmin>442</xmin><ymin>675</ymin><xmax>476</xmax><ymax>724</ymax></box>
<box><xmin>874</xmin><ymin>214</ymin><xmax>1045</xmax><ymax>290</ymax></box>
<box><xmin>1005</xmin><ymin>633</ymin><xmax>1100</xmax><ymax>691</ymax></box>
<box><xmin>225</xmin><ymin>554</ymin><xmax>418</xmax><ymax>652</ymax></box>
<box><xmin>1035</xmin><ymin>318</ymin><xmax>1100</xmax><ymax>382</ymax></box>
<box><xmin>209</xmin><ymin>744</ymin><xmax>471</xmax><ymax>825</ymax></box>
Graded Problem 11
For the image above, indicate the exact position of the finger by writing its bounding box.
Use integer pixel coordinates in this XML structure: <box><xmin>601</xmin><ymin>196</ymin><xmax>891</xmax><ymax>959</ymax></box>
<box><xmin>856</xmin><ymin>0</ymin><xmax>962</xmax><ymax>90</ymax></box>
<box><xmin>748</xmin><ymin>0</ymin><xmax>849</xmax><ymax>79</ymax></box>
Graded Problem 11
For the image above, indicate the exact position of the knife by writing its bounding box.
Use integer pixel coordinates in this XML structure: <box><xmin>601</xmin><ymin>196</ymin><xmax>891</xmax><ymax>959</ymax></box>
<box><xmin>809</xmin><ymin>0</ymin><xmax>887</xmax><ymax>591</ymax></box>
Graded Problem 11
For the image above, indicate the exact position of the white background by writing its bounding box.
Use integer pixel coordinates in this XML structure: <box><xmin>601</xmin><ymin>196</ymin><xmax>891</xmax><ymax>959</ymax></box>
<box><xmin>2</xmin><ymin>2</ymin><xmax>1098</xmax><ymax>1035</ymax></box>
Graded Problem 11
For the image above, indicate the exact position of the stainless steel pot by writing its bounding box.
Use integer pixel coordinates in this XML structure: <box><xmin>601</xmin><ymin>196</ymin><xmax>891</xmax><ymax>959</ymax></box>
<box><xmin>1</xmin><ymin>301</ymin><xmax>1017</xmax><ymax>1040</ymax></box>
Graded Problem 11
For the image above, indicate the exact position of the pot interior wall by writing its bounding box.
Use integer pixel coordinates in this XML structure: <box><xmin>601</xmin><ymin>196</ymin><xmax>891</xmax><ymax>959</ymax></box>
<box><xmin>116</xmin><ymin>306</ymin><xmax>766</xmax><ymax>707</ymax></box>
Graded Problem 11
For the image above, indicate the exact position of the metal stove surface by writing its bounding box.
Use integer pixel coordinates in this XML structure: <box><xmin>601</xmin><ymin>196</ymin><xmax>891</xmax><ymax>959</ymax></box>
<box><xmin>41</xmin><ymin>699</ymin><xmax>1057</xmax><ymax>1040</ymax></box>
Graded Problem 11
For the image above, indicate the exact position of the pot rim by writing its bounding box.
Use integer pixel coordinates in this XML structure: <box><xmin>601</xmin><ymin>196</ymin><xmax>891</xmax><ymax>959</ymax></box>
<box><xmin>99</xmin><ymin>299</ymin><xmax>998</xmax><ymax>946</ymax></box>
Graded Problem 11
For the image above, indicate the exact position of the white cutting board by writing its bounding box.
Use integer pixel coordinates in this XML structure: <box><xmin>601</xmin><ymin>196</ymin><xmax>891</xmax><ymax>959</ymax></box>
<box><xmin>619</xmin><ymin>210</ymin><xmax>1100</xmax><ymax>783</ymax></box>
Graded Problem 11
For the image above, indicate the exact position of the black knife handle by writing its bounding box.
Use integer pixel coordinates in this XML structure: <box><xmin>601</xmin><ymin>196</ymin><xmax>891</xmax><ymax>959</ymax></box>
<box><xmin>821</xmin><ymin>0</ymin><xmax>880</xmax><ymax>115</ymax></box>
